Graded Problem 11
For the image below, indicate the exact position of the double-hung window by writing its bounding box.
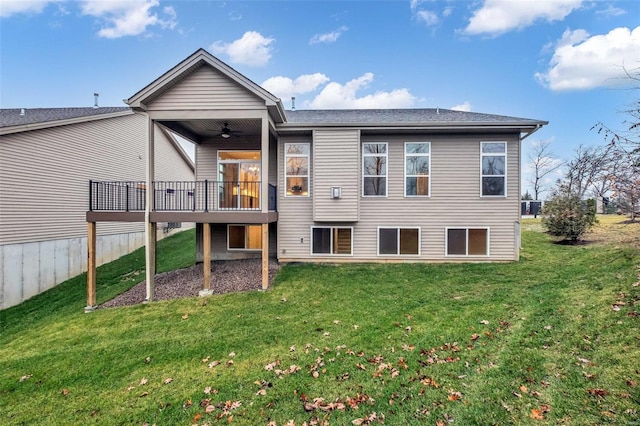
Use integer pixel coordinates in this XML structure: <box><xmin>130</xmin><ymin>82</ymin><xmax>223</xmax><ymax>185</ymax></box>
<box><xmin>405</xmin><ymin>142</ymin><xmax>430</xmax><ymax>196</ymax></box>
<box><xmin>311</xmin><ymin>227</ymin><xmax>353</xmax><ymax>255</ymax></box>
<box><xmin>285</xmin><ymin>143</ymin><xmax>310</xmax><ymax>196</ymax></box>
<box><xmin>446</xmin><ymin>228</ymin><xmax>489</xmax><ymax>256</ymax></box>
<box><xmin>481</xmin><ymin>142</ymin><xmax>506</xmax><ymax>196</ymax></box>
<box><xmin>363</xmin><ymin>143</ymin><xmax>387</xmax><ymax>196</ymax></box>
<box><xmin>378</xmin><ymin>227</ymin><xmax>420</xmax><ymax>255</ymax></box>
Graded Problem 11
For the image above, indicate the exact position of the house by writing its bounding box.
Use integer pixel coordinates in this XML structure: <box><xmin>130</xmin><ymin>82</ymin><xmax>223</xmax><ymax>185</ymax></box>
<box><xmin>84</xmin><ymin>49</ymin><xmax>547</xmax><ymax>310</ymax></box>
<box><xmin>0</xmin><ymin>107</ymin><xmax>195</xmax><ymax>309</ymax></box>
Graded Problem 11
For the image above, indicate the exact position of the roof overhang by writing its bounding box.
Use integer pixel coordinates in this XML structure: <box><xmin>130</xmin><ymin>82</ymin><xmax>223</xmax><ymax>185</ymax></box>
<box><xmin>0</xmin><ymin>109</ymin><xmax>134</xmax><ymax>136</ymax></box>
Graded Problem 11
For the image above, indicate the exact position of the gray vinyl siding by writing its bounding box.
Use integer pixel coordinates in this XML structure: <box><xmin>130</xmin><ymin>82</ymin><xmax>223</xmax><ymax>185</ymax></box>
<box><xmin>0</xmin><ymin>114</ymin><xmax>194</xmax><ymax>245</ymax></box>
<box><xmin>277</xmin><ymin>135</ymin><xmax>314</xmax><ymax>260</ymax></box>
<box><xmin>277</xmin><ymin>133</ymin><xmax>521</xmax><ymax>262</ymax></box>
<box><xmin>147</xmin><ymin>66</ymin><xmax>265</xmax><ymax>111</ymax></box>
<box><xmin>312</xmin><ymin>129</ymin><xmax>359</xmax><ymax>222</ymax></box>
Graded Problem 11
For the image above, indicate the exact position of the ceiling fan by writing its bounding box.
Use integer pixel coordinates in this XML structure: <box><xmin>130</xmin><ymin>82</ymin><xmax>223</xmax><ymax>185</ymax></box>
<box><xmin>213</xmin><ymin>121</ymin><xmax>242</xmax><ymax>139</ymax></box>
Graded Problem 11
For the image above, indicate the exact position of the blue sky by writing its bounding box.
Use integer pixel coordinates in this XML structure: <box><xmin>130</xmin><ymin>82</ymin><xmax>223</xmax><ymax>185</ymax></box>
<box><xmin>1</xmin><ymin>0</ymin><xmax>639</xmax><ymax>197</ymax></box>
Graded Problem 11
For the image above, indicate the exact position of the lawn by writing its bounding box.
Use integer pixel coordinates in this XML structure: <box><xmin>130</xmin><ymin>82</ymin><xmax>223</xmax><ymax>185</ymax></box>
<box><xmin>1</xmin><ymin>218</ymin><xmax>639</xmax><ymax>425</ymax></box>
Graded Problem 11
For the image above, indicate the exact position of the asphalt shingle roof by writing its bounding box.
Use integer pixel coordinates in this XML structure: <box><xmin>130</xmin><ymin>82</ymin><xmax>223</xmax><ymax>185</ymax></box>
<box><xmin>0</xmin><ymin>107</ymin><xmax>131</xmax><ymax>128</ymax></box>
<box><xmin>285</xmin><ymin>108</ymin><xmax>545</xmax><ymax>125</ymax></box>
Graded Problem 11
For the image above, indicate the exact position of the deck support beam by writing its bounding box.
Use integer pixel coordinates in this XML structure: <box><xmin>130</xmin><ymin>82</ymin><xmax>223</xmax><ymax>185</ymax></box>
<box><xmin>261</xmin><ymin>223</ymin><xmax>269</xmax><ymax>290</ymax></box>
<box><xmin>200</xmin><ymin>222</ymin><xmax>212</xmax><ymax>296</ymax></box>
<box><xmin>85</xmin><ymin>221</ymin><xmax>97</xmax><ymax>312</ymax></box>
<box><xmin>144</xmin><ymin>114</ymin><xmax>156</xmax><ymax>303</ymax></box>
<box><xmin>145</xmin><ymin>222</ymin><xmax>157</xmax><ymax>302</ymax></box>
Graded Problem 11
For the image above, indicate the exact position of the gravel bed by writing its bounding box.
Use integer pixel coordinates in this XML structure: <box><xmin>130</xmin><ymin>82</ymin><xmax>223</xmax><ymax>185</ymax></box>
<box><xmin>99</xmin><ymin>259</ymin><xmax>280</xmax><ymax>309</ymax></box>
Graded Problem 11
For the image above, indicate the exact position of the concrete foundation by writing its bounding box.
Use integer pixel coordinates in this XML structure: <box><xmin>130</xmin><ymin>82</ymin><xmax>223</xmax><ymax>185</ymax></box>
<box><xmin>0</xmin><ymin>226</ymin><xmax>190</xmax><ymax>310</ymax></box>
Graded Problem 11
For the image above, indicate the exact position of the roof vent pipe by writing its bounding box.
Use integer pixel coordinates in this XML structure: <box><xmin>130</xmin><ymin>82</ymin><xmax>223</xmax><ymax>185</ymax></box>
<box><xmin>291</xmin><ymin>96</ymin><xmax>296</xmax><ymax>111</ymax></box>
<box><xmin>20</xmin><ymin>108</ymin><xmax>25</xmax><ymax>116</ymax></box>
<box><xmin>436</xmin><ymin>107</ymin><xmax>439</xmax><ymax>115</ymax></box>
<box><xmin>93</xmin><ymin>93</ymin><xmax>99</xmax><ymax>109</ymax></box>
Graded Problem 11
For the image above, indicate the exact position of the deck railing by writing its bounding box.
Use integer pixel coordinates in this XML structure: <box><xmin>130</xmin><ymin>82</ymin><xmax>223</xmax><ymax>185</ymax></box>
<box><xmin>89</xmin><ymin>180</ymin><xmax>276</xmax><ymax>212</ymax></box>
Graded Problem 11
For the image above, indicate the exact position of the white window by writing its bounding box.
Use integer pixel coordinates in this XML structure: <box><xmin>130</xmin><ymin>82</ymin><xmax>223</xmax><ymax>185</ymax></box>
<box><xmin>285</xmin><ymin>143</ymin><xmax>310</xmax><ymax>196</ymax></box>
<box><xmin>378</xmin><ymin>227</ymin><xmax>420</xmax><ymax>256</ymax></box>
<box><xmin>311</xmin><ymin>227</ymin><xmax>353</xmax><ymax>255</ymax></box>
<box><xmin>405</xmin><ymin>142</ymin><xmax>430</xmax><ymax>197</ymax></box>
<box><xmin>228</xmin><ymin>225</ymin><xmax>262</xmax><ymax>250</ymax></box>
<box><xmin>481</xmin><ymin>142</ymin><xmax>506</xmax><ymax>197</ymax></box>
<box><xmin>446</xmin><ymin>228</ymin><xmax>489</xmax><ymax>256</ymax></box>
<box><xmin>363</xmin><ymin>143</ymin><xmax>387</xmax><ymax>196</ymax></box>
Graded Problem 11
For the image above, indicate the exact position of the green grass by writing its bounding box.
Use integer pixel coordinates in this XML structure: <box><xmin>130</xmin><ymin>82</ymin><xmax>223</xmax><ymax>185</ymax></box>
<box><xmin>1</xmin><ymin>223</ymin><xmax>639</xmax><ymax>425</ymax></box>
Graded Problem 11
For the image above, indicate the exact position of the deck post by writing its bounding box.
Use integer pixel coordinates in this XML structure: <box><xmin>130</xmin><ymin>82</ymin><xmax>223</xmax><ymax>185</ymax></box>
<box><xmin>144</xmin><ymin>114</ymin><xmax>156</xmax><ymax>303</ymax></box>
<box><xmin>85</xmin><ymin>221</ymin><xmax>97</xmax><ymax>312</ymax></box>
<box><xmin>200</xmin><ymin>222</ymin><xmax>213</xmax><ymax>296</ymax></box>
<box><xmin>261</xmin><ymin>223</ymin><xmax>269</xmax><ymax>290</ymax></box>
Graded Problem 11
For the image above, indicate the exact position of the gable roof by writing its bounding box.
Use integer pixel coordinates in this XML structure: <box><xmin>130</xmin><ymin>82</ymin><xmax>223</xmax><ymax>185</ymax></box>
<box><xmin>126</xmin><ymin>48</ymin><xmax>287</xmax><ymax>123</ymax></box>
<box><xmin>0</xmin><ymin>107</ymin><xmax>132</xmax><ymax>135</ymax></box>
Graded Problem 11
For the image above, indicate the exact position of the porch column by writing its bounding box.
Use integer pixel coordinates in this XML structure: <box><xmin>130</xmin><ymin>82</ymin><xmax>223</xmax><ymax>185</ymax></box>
<box><xmin>261</xmin><ymin>223</ymin><xmax>269</xmax><ymax>290</ymax></box>
<box><xmin>201</xmin><ymin>222</ymin><xmax>212</xmax><ymax>295</ymax></box>
<box><xmin>85</xmin><ymin>221</ymin><xmax>97</xmax><ymax>312</ymax></box>
<box><xmin>144</xmin><ymin>115</ymin><xmax>156</xmax><ymax>302</ymax></box>
<box><xmin>261</xmin><ymin>113</ymin><xmax>269</xmax><ymax>213</ymax></box>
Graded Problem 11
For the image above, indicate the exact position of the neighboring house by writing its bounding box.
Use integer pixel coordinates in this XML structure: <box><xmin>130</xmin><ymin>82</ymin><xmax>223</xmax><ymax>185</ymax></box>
<box><xmin>84</xmin><ymin>49</ymin><xmax>547</xmax><ymax>309</ymax></box>
<box><xmin>0</xmin><ymin>108</ymin><xmax>195</xmax><ymax>309</ymax></box>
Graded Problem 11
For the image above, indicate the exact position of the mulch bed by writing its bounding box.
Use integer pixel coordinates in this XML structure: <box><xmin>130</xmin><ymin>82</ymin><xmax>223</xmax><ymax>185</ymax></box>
<box><xmin>99</xmin><ymin>259</ymin><xmax>279</xmax><ymax>309</ymax></box>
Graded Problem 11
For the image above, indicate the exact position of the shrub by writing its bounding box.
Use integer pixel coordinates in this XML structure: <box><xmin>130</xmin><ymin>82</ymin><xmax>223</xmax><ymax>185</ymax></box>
<box><xmin>541</xmin><ymin>194</ymin><xmax>597</xmax><ymax>243</ymax></box>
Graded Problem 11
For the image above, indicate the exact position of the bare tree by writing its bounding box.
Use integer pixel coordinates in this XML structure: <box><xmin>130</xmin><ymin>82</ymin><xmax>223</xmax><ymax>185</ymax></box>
<box><xmin>527</xmin><ymin>139</ymin><xmax>563</xmax><ymax>200</ymax></box>
<box><xmin>562</xmin><ymin>144</ymin><xmax>613</xmax><ymax>199</ymax></box>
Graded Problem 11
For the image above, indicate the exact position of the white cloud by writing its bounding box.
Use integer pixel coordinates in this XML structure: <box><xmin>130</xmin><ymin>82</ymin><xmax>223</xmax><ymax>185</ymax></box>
<box><xmin>310</xmin><ymin>26</ymin><xmax>348</xmax><ymax>45</ymax></box>
<box><xmin>463</xmin><ymin>0</ymin><xmax>583</xmax><ymax>36</ymax></box>
<box><xmin>595</xmin><ymin>4</ymin><xmax>626</xmax><ymax>17</ymax></box>
<box><xmin>308</xmin><ymin>73</ymin><xmax>417</xmax><ymax>109</ymax></box>
<box><xmin>0</xmin><ymin>0</ymin><xmax>57</xmax><ymax>17</ymax></box>
<box><xmin>451</xmin><ymin>101</ymin><xmax>472</xmax><ymax>112</ymax></box>
<box><xmin>416</xmin><ymin>10</ymin><xmax>439</xmax><ymax>26</ymax></box>
<box><xmin>535</xmin><ymin>26</ymin><xmax>640</xmax><ymax>91</ymax></box>
<box><xmin>80</xmin><ymin>0</ymin><xmax>177</xmax><ymax>39</ymax></box>
<box><xmin>262</xmin><ymin>73</ymin><xmax>330</xmax><ymax>100</ymax></box>
<box><xmin>210</xmin><ymin>31</ymin><xmax>274</xmax><ymax>67</ymax></box>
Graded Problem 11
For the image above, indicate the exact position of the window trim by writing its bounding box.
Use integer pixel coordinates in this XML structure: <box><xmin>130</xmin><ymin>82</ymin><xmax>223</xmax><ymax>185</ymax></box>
<box><xmin>284</xmin><ymin>143</ymin><xmax>310</xmax><ymax>197</ymax></box>
<box><xmin>480</xmin><ymin>141</ymin><xmax>507</xmax><ymax>198</ymax></box>
<box><xmin>404</xmin><ymin>142</ymin><xmax>431</xmax><ymax>197</ymax></box>
<box><xmin>445</xmin><ymin>227</ymin><xmax>490</xmax><ymax>257</ymax></box>
<box><xmin>227</xmin><ymin>224</ymin><xmax>262</xmax><ymax>251</ymax></box>
<box><xmin>376</xmin><ymin>226</ymin><xmax>421</xmax><ymax>256</ymax></box>
<box><xmin>310</xmin><ymin>226</ymin><xmax>354</xmax><ymax>256</ymax></box>
<box><xmin>362</xmin><ymin>142</ymin><xmax>388</xmax><ymax>197</ymax></box>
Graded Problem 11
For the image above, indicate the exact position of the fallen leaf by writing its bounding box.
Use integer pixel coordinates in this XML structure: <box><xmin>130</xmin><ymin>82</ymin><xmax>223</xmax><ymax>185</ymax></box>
<box><xmin>405</xmin><ymin>326</ymin><xmax>412</xmax><ymax>333</ymax></box>
<box><xmin>19</xmin><ymin>375</ymin><xmax>32</xmax><ymax>382</ymax></box>
<box><xmin>587</xmin><ymin>388</ymin><xmax>608</xmax><ymax>397</ymax></box>
<box><xmin>204</xmin><ymin>386</ymin><xmax>212</xmax><ymax>394</ymax></box>
<box><xmin>139</xmin><ymin>378</ymin><xmax>148</xmax><ymax>386</ymax></box>
<box><xmin>205</xmin><ymin>404</ymin><xmax>215</xmax><ymax>413</ymax></box>
<box><xmin>480</xmin><ymin>320</ymin><xmax>489</xmax><ymax>325</ymax></box>
<box><xmin>181</xmin><ymin>314</ymin><xmax>189</xmax><ymax>320</ymax></box>
<box><xmin>163</xmin><ymin>378</ymin><xmax>172</xmax><ymax>385</ymax></box>
<box><xmin>530</xmin><ymin>408</ymin><xmax>544</xmax><ymax>420</ymax></box>
<box><xmin>334</xmin><ymin>320</ymin><xmax>340</xmax><ymax>324</ymax></box>
<box><xmin>208</xmin><ymin>360</ymin><xmax>221</xmax><ymax>368</ymax></box>
<box><xmin>61</xmin><ymin>389</ymin><xmax>69</xmax><ymax>396</ymax></box>
<box><xmin>256</xmin><ymin>389</ymin><xmax>266</xmax><ymax>396</ymax></box>
<box><xmin>144</xmin><ymin>357</ymin><xmax>151</xmax><ymax>364</ymax></box>
<box><xmin>612</xmin><ymin>305</ymin><xmax>621</xmax><ymax>311</ymax></box>
<box><xmin>183</xmin><ymin>399</ymin><xmax>193</xmax><ymax>409</ymax></box>
<box><xmin>140</xmin><ymin>392</ymin><xmax>149</xmax><ymax>397</ymax></box>
<box><xmin>229</xmin><ymin>352</ymin><xmax>236</xmax><ymax>358</ymax></box>
<box><xmin>193</xmin><ymin>413</ymin><xmax>201</xmax><ymax>422</ymax></box>
<box><xmin>520</xmin><ymin>385</ymin><xmax>528</xmax><ymax>393</ymax></box>
<box><xmin>353</xmin><ymin>324</ymin><xmax>359</xmax><ymax>330</ymax></box>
